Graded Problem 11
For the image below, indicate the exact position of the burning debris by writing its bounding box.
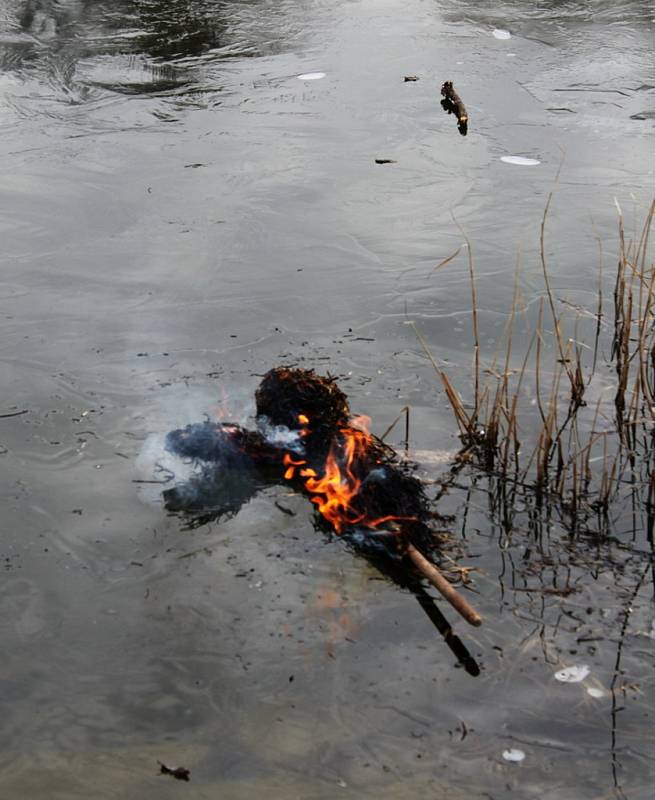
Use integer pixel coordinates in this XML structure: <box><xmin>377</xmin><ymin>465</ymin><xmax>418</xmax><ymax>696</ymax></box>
<box><xmin>164</xmin><ymin>367</ymin><xmax>481</xmax><ymax>674</ymax></box>
<box><xmin>256</xmin><ymin>366</ymin><xmax>351</xmax><ymax>447</ymax></box>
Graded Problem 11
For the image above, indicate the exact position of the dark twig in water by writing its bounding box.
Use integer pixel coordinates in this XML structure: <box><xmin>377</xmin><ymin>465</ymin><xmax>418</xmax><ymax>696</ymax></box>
<box><xmin>0</xmin><ymin>409</ymin><xmax>28</xmax><ymax>419</ymax></box>
<box><xmin>412</xmin><ymin>584</ymin><xmax>480</xmax><ymax>676</ymax></box>
<box><xmin>440</xmin><ymin>81</ymin><xmax>468</xmax><ymax>135</ymax></box>
<box><xmin>274</xmin><ymin>500</ymin><xmax>297</xmax><ymax>516</ymax></box>
<box><xmin>158</xmin><ymin>761</ymin><xmax>190</xmax><ymax>781</ymax></box>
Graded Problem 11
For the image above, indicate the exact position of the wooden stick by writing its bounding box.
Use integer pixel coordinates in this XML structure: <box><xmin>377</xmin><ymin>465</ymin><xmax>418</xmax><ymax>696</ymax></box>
<box><xmin>440</xmin><ymin>81</ymin><xmax>468</xmax><ymax>133</ymax></box>
<box><xmin>406</xmin><ymin>543</ymin><xmax>482</xmax><ymax>627</ymax></box>
<box><xmin>413</xmin><ymin>586</ymin><xmax>480</xmax><ymax>675</ymax></box>
<box><xmin>440</xmin><ymin>81</ymin><xmax>468</xmax><ymax>124</ymax></box>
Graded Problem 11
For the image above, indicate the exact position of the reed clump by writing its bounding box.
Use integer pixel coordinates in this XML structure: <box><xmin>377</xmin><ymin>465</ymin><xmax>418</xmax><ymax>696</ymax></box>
<box><xmin>419</xmin><ymin>198</ymin><xmax>655</xmax><ymax>533</ymax></box>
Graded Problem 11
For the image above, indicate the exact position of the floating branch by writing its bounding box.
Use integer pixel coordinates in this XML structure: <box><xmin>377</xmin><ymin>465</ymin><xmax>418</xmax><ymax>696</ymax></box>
<box><xmin>0</xmin><ymin>409</ymin><xmax>28</xmax><ymax>419</ymax></box>
<box><xmin>441</xmin><ymin>80</ymin><xmax>468</xmax><ymax>136</ymax></box>
<box><xmin>158</xmin><ymin>762</ymin><xmax>190</xmax><ymax>782</ymax></box>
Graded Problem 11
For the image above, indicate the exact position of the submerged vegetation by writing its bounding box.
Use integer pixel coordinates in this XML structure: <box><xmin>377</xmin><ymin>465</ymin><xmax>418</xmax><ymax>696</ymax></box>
<box><xmin>417</xmin><ymin>198</ymin><xmax>655</xmax><ymax>540</ymax></box>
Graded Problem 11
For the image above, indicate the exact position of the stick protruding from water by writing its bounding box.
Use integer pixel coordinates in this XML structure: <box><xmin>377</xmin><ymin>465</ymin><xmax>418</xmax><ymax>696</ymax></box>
<box><xmin>406</xmin><ymin>543</ymin><xmax>482</xmax><ymax>627</ymax></box>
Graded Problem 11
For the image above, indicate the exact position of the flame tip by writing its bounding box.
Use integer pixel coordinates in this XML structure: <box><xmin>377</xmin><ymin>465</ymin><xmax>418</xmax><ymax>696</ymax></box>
<box><xmin>283</xmin><ymin>422</ymin><xmax>396</xmax><ymax>535</ymax></box>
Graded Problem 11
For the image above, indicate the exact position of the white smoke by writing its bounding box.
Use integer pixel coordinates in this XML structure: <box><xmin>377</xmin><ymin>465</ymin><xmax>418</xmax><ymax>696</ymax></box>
<box><xmin>135</xmin><ymin>432</ymin><xmax>201</xmax><ymax>506</ymax></box>
<box><xmin>256</xmin><ymin>416</ymin><xmax>305</xmax><ymax>454</ymax></box>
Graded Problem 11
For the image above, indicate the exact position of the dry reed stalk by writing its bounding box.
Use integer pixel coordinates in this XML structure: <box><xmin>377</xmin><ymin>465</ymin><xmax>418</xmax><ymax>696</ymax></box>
<box><xmin>496</xmin><ymin>263</ymin><xmax>522</xmax><ymax>473</ymax></box>
<box><xmin>534</xmin><ymin>298</ymin><xmax>547</xmax><ymax>425</ymax></box>
<box><xmin>411</xmin><ymin>322</ymin><xmax>473</xmax><ymax>437</ymax></box>
<box><xmin>432</xmin><ymin>245</ymin><xmax>463</xmax><ymax>274</ymax></box>
<box><xmin>635</xmin><ymin>206</ymin><xmax>655</xmax><ymax>413</ymax></box>
<box><xmin>599</xmin><ymin>432</ymin><xmax>610</xmax><ymax>509</ymax></box>
<box><xmin>591</xmin><ymin>228</ymin><xmax>604</xmax><ymax>375</ymax></box>
<box><xmin>540</xmin><ymin>186</ymin><xmax>576</xmax><ymax>400</ymax></box>
<box><xmin>604</xmin><ymin>449</ymin><xmax>620</xmax><ymax>509</ymax></box>
<box><xmin>452</xmin><ymin>216</ymin><xmax>480</xmax><ymax>422</ymax></box>
<box><xmin>380</xmin><ymin>405</ymin><xmax>410</xmax><ymax>453</ymax></box>
<box><xmin>506</xmin><ymin>332</ymin><xmax>536</xmax><ymax>474</ymax></box>
<box><xmin>541</xmin><ymin>349</ymin><xmax>567</xmax><ymax>479</ymax></box>
<box><xmin>582</xmin><ymin>397</ymin><xmax>605</xmax><ymax>490</ymax></box>
<box><xmin>424</xmin><ymin>197</ymin><xmax>654</xmax><ymax>528</ymax></box>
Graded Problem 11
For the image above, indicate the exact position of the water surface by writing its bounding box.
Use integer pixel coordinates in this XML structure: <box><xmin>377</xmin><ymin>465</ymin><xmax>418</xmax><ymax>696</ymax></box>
<box><xmin>1</xmin><ymin>1</ymin><xmax>653</xmax><ymax>798</ymax></box>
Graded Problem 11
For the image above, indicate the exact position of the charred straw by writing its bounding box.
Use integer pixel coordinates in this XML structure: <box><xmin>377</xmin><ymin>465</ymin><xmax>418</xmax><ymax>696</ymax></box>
<box><xmin>165</xmin><ymin>366</ymin><xmax>482</xmax><ymax>631</ymax></box>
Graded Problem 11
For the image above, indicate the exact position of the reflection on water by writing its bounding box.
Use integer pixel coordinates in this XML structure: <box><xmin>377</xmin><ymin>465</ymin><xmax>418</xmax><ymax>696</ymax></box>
<box><xmin>13</xmin><ymin>0</ymin><xmax>230</xmax><ymax>58</ymax></box>
<box><xmin>0</xmin><ymin>0</ymin><xmax>653</xmax><ymax>798</ymax></box>
<box><xmin>1</xmin><ymin>0</ymin><xmax>302</xmax><ymax>120</ymax></box>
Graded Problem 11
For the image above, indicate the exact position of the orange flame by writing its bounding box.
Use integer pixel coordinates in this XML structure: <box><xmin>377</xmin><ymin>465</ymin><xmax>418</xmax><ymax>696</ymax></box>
<box><xmin>303</xmin><ymin>425</ymin><xmax>368</xmax><ymax>533</ymax></box>
<box><xmin>283</xmin><ymin>453</ymin><xmax>306</xmax><ymax>480</ymax></box>
<box><xmin>284</xmin><ymin>415</ymin><xmax>411</xmax><ymax>534</ymax></box>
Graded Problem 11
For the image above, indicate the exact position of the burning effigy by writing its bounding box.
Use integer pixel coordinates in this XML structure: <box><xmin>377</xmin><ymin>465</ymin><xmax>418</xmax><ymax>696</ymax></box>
<box><xmin>164</xmin><ymin>367</ymin><xmax>481</xmax><ymax>674</ymax></box>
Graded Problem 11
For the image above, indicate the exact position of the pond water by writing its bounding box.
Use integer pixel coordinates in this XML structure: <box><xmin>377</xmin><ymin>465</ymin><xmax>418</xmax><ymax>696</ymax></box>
<box><xmin>1</xmin><ymin>1</ymin><xmax>653</xmax><ymax>798</ymax></box>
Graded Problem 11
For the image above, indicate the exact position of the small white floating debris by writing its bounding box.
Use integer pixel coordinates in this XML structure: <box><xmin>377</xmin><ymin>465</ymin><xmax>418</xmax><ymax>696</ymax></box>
<box><xmin>297</xmin><ymin>72</ymin><xmax>326</xmax><ymax>81</ymax></box>
<box><xmin>501</xmin><ymin>155</ymin><xmax>541</xmax><ymax>166</ymax></box>
<box><xmin>554</xmin><ymin>664</ymin><xmax>590</xmax><ymax>683</ymax></box>
<box><xmin>502</xmin><ymin>748</ymin><xmax>525</xmax><ymax>763</ymax></box>
<box><xmin>493</xmin><ymin>29</ymin><xmax>512</xmax><ymax>40</ymax></box>
<box><xmin>587</xmin><ymin>687</ymin><xmax>605</xmax><ymax>699</ymax></box>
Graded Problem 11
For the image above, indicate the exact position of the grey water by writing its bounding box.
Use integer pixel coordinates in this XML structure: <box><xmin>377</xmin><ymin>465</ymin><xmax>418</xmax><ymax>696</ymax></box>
<box><xmin>1</xmin><ymin>1</ymin><xmax>654</xmax><ymax>798</ymax></box>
